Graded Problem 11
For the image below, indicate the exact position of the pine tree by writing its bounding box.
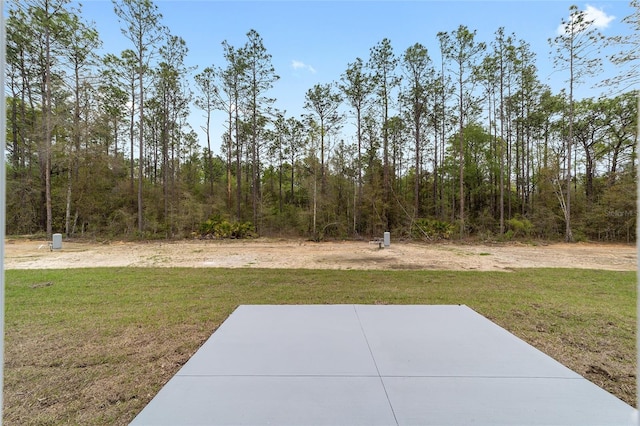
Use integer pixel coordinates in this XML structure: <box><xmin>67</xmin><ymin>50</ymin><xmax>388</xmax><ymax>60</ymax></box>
<box><xmin>113</xmin><ymin>0</ymin><xmax>166</xmax><ymax>233</ymax></box>
<box><xmin>550</xmin><ymin>4</ymin><xmax>604</xmax><ymax>242</ymax></box>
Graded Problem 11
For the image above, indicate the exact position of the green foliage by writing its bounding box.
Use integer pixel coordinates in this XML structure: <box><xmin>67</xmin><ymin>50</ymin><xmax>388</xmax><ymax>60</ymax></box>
<box><xmin>506</xmin><ymin>215</ymin><xmax>534</xmax><ymax>238</ymax></box>
<box><xmin>199</xmin><ymin>216</ymin><xmax>256</xmax><ymax>239</ymax></box>
<box><xmin>4</xmin><ymin>0</ymin><xmax>638</xmax><ymax>242</ymax></box>
<box><xmin>5</xmin><ymin>165</ymin><xmax>42</xmax><ymax>235</ymax></box>
<box><xmin>580</xmin><ymin>172</ymin><xmax>636</xmax><ymax>242</ymax></box>
<box><xmin>106</xmin><ymin>209</ymin><xmax>137</xmax><ymax>237</ymax></box>
<box><xmin>412</xmin><ymin>218</ymin><xmax>454</xmax><ymax>240</ymax></box>
<box><xmin>530</xmin><ymin>207</ymin><xmax>563</xmax><ymax>239</ymax></box>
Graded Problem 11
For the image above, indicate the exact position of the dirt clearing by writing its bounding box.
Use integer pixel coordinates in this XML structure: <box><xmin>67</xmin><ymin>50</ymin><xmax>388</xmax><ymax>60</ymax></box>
<box><xmin>4</xmin><ymin>238</ymin><xmax>636</xmax><ymax>271</ymax></box>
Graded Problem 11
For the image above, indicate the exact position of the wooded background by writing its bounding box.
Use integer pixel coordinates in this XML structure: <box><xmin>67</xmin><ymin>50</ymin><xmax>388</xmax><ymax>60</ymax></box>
<box><xmin>5</xmin><ymin>0</ymin><xmax>638</xmax><ymax>242</ymax></box>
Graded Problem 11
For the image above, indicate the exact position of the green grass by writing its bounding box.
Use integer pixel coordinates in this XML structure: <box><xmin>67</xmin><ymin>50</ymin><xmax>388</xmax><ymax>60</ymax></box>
<box><xmin>4</xmin><ymin>268</ymin><xmax>636</xmax><ymax>424</ymax></box>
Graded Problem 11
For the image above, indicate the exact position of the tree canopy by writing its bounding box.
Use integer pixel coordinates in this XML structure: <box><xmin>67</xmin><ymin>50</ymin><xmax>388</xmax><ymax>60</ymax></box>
<box><xmin>5</xmin><ymin>0</ymin><xmax>638</xmax><ymax>242</ymax></box>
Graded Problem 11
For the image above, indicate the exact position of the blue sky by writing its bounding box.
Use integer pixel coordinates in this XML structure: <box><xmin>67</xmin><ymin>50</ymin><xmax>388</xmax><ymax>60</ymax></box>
<box><xmin>78</xmin><ymin>0</ymin><xmax>636</xmax><ymax>152</ymax></box>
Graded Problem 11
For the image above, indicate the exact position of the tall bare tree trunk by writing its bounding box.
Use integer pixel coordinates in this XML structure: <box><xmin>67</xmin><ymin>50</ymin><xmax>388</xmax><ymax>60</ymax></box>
<box><xmin>565</xmin><ymin>46</ymin><xmax>573</xmax><ymax>242</ymax></box>
<box><xmin>137</xmin><ymin>59</ymin><xmax>144</xmax><ymax>232</ymax></box>
<box><xmin>44</xmin><ymin>4</ymin><xmax>53</xmax><ymax>238</ymax></box>
<box><xmin>458</xmin><ymin>72</ymin><xmax>464</xmax><ymax>236</ymax></box>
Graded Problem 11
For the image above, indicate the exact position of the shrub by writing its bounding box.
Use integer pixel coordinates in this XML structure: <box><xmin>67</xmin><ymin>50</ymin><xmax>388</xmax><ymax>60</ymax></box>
<box><xmin>412</xmin><ymin>218</ymin><xmax>454</xmax><ymax>240</ymax></box>
<box><xmin>506</xmin><ymin>215</ymin><xmax>533</xmax><ymax>238</ymax></box>
<box><xmin>199</xmin><ymin>216</ymin><xmax>256</xmax><ymax>239</ymax></box>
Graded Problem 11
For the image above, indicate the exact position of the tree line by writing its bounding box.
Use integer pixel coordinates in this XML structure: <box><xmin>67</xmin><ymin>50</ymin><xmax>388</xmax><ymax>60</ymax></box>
<box><xmin>6</xmin><ymin>0</ymin><xmax>638</xmax><ymax>242</ymax></box>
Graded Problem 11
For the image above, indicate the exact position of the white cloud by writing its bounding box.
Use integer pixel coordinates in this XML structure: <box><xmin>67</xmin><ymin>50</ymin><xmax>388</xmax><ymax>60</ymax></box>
<box><xmin>585</xmin><ymin>4</ymin><xmax>615</xmax><ymax>29</ymax></box>
<box><xmin>291</xmin><ymin>60</ymin><xmax>316</xmax><ymax>74</ymax></box>
<box><xmin>556</xmin><ymin>4</ymin><xmax>615</xmax><ymax>35</ymax></box>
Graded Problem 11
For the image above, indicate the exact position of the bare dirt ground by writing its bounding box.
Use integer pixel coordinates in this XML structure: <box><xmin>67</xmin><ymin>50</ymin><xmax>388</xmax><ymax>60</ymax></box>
<box><xmin>4</xmin><ymin>237</ymin><xmax>637</xmax><ymax>271</ymax></box>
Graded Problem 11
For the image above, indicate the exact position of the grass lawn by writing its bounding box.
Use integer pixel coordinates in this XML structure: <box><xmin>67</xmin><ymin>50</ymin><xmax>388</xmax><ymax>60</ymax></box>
<box><xmin>3</xmin><ymin>267</ymin><xmax>636</xmax><ymax>425</ymax></box>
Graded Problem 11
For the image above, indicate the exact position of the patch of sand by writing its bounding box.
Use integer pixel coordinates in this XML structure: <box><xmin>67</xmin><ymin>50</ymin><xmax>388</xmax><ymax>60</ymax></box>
<box><xmin>4</xmin><ymin>238</ymin><xmax>636</xmax><ymax>271</ymax></box>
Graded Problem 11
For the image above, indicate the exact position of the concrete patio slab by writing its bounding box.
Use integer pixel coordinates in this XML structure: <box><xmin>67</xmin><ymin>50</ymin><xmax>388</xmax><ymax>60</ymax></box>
<box><xmin>384</xmin><ymin>376</ymin><xmax>635</xmax><ymax>425</ymax></box>
<box><xmin>133</xmin><ymin>375</ymin><xmax>396</xmax><ymax>426</ymax></box>
<box><xmin>131</xmin><ymin>305</ymin><xmax>637</xmax><ymax>425</ymax></box>
<box><xmin>177</xmin><ymin>305</ymin><xmax>378</xmax><ymax>377</ymax></box>
<box><xmin>355</xmin><ymin>304</ymin><xmax>581</xmax><ymax>378</ymax></box>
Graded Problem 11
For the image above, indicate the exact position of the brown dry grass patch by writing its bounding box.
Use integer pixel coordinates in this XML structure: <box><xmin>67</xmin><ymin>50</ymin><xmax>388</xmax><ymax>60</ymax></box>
<box><xmin>3</xmin><ymin>267</ymin><xmax>636</xmax><ymax>424</ymax></box>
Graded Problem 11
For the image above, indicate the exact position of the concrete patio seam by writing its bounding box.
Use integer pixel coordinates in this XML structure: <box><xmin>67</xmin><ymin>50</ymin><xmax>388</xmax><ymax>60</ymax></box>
<box><xmin>353</xmin><ymin>304</ymin><xmax>400</xmax><ymax>426</ymax></box>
